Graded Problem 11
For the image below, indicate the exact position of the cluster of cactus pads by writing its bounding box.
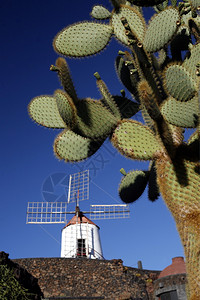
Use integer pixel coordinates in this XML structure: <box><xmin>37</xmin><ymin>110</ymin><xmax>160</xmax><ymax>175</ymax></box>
<box><xmin>28</xmin><ymin>0</ymin><xmax>200</xmax><ymax>298</ymax></box>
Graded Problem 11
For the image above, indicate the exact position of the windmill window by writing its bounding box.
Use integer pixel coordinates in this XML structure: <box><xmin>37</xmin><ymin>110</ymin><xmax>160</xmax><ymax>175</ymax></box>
<box><xmin>77</xmin><ymin>239</ymin><xmax>86</xmax><ymax>257</ymax></box>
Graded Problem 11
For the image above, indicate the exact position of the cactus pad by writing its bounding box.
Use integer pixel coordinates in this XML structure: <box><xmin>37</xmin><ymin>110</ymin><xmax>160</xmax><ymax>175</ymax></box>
<box><xmin>112</xmin><ymin>96</ymin><xmax>140</xmax><ymax>118</ymax></box>
<box><xmin>111</xmin><ymin>6</ymin><xmax>146</xmax><ymax>45</ymax></box>
<box><xmin>91</xmin><ymin>5</ymin><xmax>111</xmax><ymax>19</ymax></box>
<box><xmin>161</xmin><ymin>96</ymin><xmax>199</xmax><ymax>128</ymax></box>
<box><xmin>164</xmin><ymin>64</ymin><xmax>197</xmax><ymax>101</ymax></box>
<box><xmin>111</xmin><ymin>120</ymin><xmax>163</xmax><ymax>160</ymax></box>
<box><xmin>53</xmin><ymin>22</ymin><xmax>113</xmax><ymax>57</ymax></box>
<box><xmin>128</xmin><ymin>0</ymin><xmax>166</xmax><ymax>6</ymax></box>
<box><xmin>54</xmin><ymin>90</ymin><xmax>76</xmax><ymax>128</ymax></box>
<box><xmin>115</xmin><ymin>55</ymin><xmax>140</xmax><ymax>100</ymax></box>
<box><xmin>74</xmin><ymin>98</ymin><xmax>117</xmax><ymax>140</ymax></box>
<box><xmin>54</xmin><ymin>129</ymin><xmax>103</xmax><ymax>162</ymax></box>
<box><xmin>119</xmin><ymin>170</ymin><xmax>149</xmax><ymax>203</ymax></box>
<box><xmin>95</xmin><ymin>76</ymin><xmax>121</xmax><ymax>119</ymax></box>
<box><xmin>143</xmin><ymin>8</ymin><xmax>180</xmax><ymax>52</ymax></box>
<box><xmin>148</xmin><ymin>162</ymin><xmax>160</xmax><ymax>201</ymax></box>
<box><xmin>183</xmin><ymin>43</ymin><xmax>200</xmax><ymax>80</ymax></box>
<box><xmin>28</xmin><ymin>95</ymin><xmax>66</xmax><ymax>128</ymax></box>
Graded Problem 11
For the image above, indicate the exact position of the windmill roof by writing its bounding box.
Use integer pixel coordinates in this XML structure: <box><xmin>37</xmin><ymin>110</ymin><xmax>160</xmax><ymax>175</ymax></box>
<box><xmin>64</xmin><ymin>214</ymin><xmax>99</xmax><ymax>229</ymax></box>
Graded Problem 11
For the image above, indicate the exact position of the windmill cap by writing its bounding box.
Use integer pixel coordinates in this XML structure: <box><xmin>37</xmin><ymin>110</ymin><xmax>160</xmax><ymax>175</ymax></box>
<box><xmin>158</xmin><ymin>257</ymin><xmax>186</xmax><ymax>278</ymax></box>
<box><xmin>63</xmin><ymin>213</ymin><xmax>99</xmax><ymax>229</ymax></box>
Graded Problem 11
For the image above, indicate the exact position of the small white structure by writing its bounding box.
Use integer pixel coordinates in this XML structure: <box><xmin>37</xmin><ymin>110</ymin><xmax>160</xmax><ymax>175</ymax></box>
<box><xmin>61</xmin><ymin>207</ymin><xmax>103</xmax><ymax>259</ymax></box>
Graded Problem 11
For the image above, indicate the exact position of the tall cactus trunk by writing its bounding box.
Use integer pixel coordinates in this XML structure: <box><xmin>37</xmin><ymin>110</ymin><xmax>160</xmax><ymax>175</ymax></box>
<box><xmin>156</xmin><ymin>153</ymin><xmax>200</xmax><ymax>299</ymax></box>
<box><xmin>176</xmin><ymin>219</ymin><xmax>200</xmax><ymax>299</ymax></box>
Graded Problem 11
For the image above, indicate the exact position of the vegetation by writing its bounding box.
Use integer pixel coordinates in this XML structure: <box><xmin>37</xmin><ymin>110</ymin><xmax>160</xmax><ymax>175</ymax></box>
<box><xmin>28</xmin><ymin>0</ymin><xmax>200</xmax><ymax>298</ymax></box>
<box><xmin>0</xmin><ymin>265</ymin><xmax>30</xmax><ymax>300</ymax></box>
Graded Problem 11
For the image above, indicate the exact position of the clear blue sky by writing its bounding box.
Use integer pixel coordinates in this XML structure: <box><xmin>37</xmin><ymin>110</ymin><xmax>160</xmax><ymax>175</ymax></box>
<box><xmin>1</xmin><ymin>0</ymin><xmax>185</xmax><ymax>271</ymax></box>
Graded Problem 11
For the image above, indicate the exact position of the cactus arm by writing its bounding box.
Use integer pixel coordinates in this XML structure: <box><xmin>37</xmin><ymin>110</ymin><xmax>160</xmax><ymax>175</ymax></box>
<box><xmin>94</xmin><ymin>72</ymin><xmax>121</xmax><ymax>120</ymax></box>
<box><xmin>50</xmin><ymin>58</ymin><xmax>79</xmax><ymax>104</ymax></box>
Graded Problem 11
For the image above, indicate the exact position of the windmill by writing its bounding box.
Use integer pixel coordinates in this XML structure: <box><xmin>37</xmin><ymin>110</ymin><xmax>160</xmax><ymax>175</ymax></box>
<box><xmin>27</xmin><ymin>170</ymin><xmax>130</xmax><ymax>259</ymax></box>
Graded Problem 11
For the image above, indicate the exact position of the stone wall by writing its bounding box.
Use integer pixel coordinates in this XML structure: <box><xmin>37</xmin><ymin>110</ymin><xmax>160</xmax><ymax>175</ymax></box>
<box><xmin>13</xmin><ymin>257</ymin><xmax>160</xmax><ymax>299</ymax></box>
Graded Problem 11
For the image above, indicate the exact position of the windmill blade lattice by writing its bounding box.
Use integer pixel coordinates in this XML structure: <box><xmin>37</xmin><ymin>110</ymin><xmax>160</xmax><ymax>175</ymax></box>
<box><xmin>90</xmin><ymin>204</ymin><xmax>130</xmax><ymax>220</ymax></box>
<box><xmin>26</xmin><ymin>202</ymin><xmax>68</xmax><ymax>224</ymax></box>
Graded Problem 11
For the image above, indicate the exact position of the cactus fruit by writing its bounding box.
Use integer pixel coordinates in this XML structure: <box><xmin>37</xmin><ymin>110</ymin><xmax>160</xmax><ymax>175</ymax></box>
<box><xmin>29</xmin><ymin>0</ymin><xmax>200</xmax><ymax>297</ymax></box>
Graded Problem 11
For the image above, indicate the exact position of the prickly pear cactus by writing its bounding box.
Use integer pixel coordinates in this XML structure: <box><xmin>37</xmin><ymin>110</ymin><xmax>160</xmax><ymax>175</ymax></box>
<box><xmin>29</xmin><ymin>0</ymin><xmax>200</xmax><ymax>298</ymax></box>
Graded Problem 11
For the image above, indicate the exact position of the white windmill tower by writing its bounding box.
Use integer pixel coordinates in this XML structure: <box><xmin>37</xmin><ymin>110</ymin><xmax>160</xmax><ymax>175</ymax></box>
<box><xmin>27</xmin><ymin>170</ymin><xmax>130</xmax><ymax>260</ymax></box>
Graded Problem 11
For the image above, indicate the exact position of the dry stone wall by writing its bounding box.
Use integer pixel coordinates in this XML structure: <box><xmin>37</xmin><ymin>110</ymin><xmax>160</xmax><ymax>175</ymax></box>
<box><xmin>13</xmin><ymin>257</ymin><xmax>160</xmax><ymax>299</ymax></box>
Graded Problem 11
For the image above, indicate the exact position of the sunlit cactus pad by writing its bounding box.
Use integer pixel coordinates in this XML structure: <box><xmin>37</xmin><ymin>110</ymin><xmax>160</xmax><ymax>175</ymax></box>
<box><xmin>111</xmin><ymin>120</ymin><xmax>163</xmax><ymax>160</ymax></box>
<box><xmin>74</xmin><ymin>99</ymin><xmax>117</xmax><ymax>140</ymax></box>
<box><xmin>119</xmin><ymin>170</ymin><xmax>149</xmax><ymax>203</ymax></box>
<box><xmin>53</xmin><ymin>22</ymin><xmax>113</xmax><ymax>57</ymax></box>
<box><xmin>54</xmin><ymin>129</ymin><xmax>103</xmax><ymax>162</ymax></box>
<box><xmin>28</xmin><ymin>95</ymin><xmax>66</xmax><ymax>128</ymax></box>
<box><xmin>143</xmin><ymin>8</ymin><xmax>180</xmax><ymax>52</ymax></box>
<box><xmin>161</xmin><ymin>96</ymin><xmax>199</xmax><ymax>128</ymax></box>
<box><xmin>91</xmin><ymin>5</ymin><xmax>111</xmax><ymax>19</ymax></box>
<box><xmin>111</xmin><ymin>6</ymin><xmax>146</xmax><ymax>45</ymax></box>
<box><xmin>164</xmin><ymin>64</ymin><xmax>197</xmax><ymax>101</ymax></box>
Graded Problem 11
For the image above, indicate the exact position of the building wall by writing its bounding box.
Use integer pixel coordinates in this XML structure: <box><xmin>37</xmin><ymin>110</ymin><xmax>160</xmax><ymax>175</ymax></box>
<box><xmin>13</xmin><ymin>257</ymin><xmax>160</xmax><ymax>299</ymax></box>
<box><xmin>154</xmin><ymin>274</ymin><xmax>187</xmax><ymax>300</ymax></box>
